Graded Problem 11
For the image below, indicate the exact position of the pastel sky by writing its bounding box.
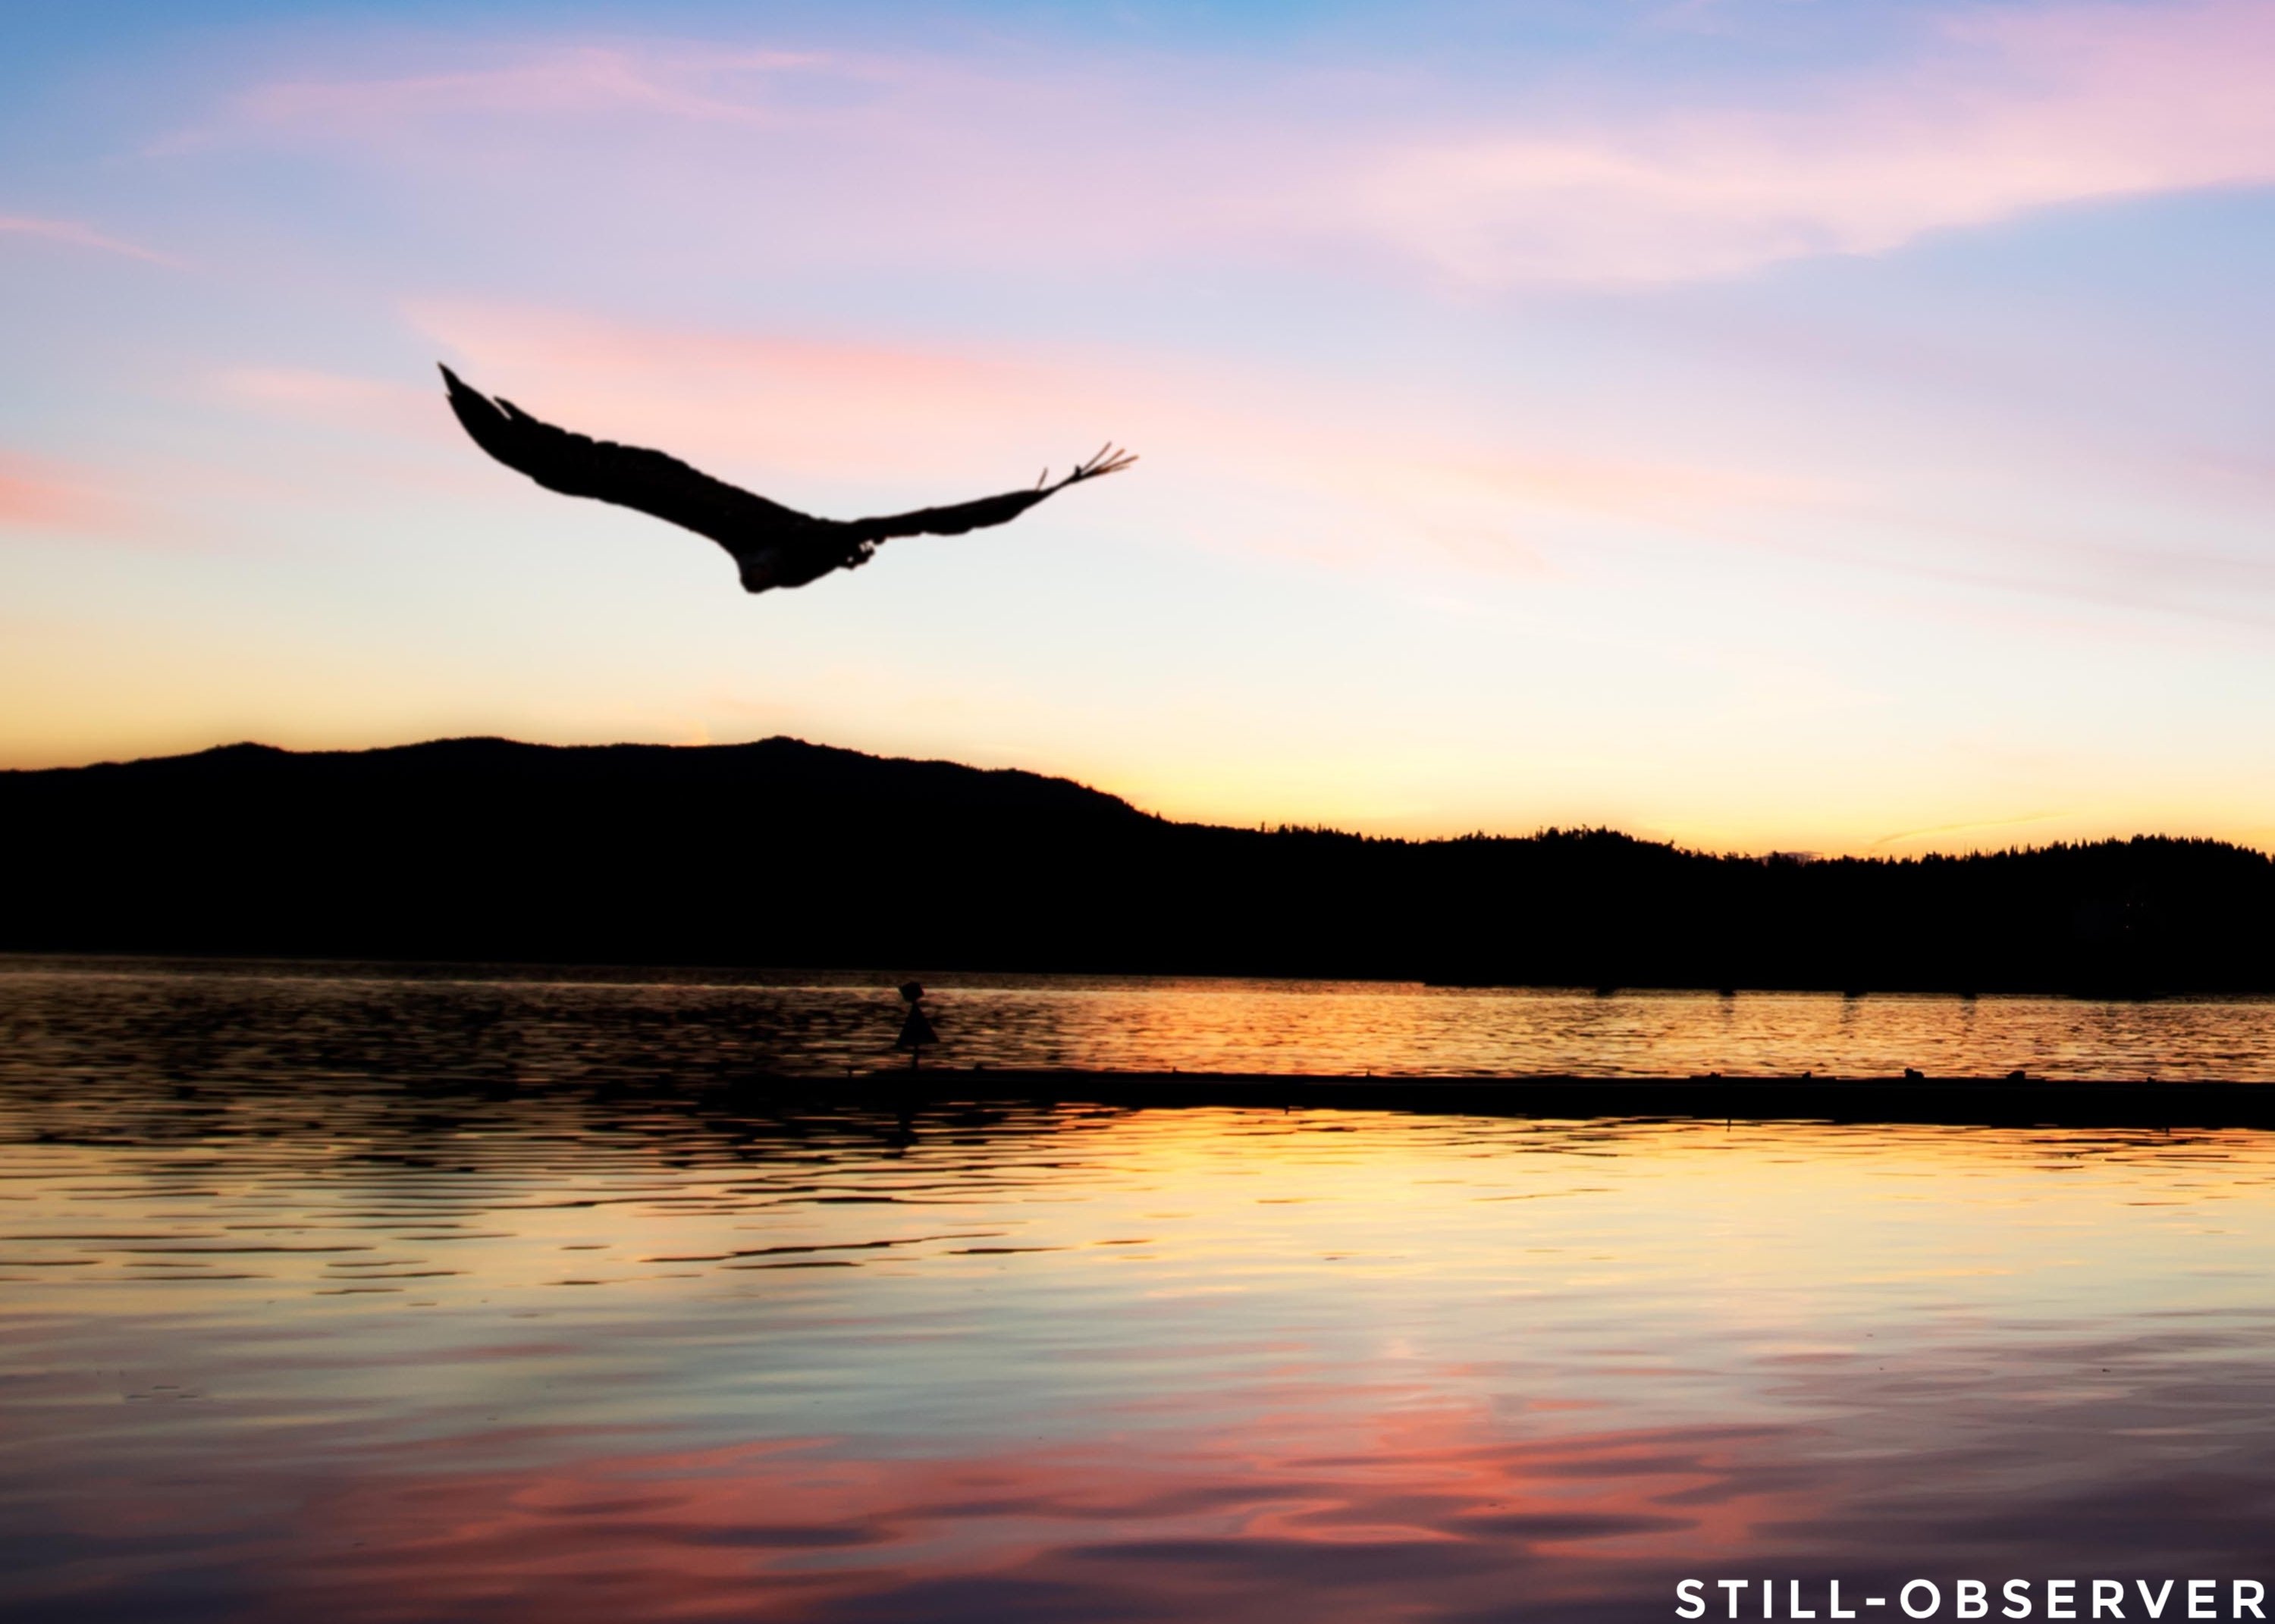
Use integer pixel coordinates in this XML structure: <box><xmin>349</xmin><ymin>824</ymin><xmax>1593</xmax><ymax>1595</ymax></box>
<box><xmin>5</xmin><ymin>0</ymin><xmax>2273</xmax><ymax>853</ymax></box>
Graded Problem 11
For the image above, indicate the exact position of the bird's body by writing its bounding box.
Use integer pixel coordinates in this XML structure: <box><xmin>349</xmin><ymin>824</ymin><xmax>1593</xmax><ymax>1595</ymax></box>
<box><xmin>438</xmin><ymin>365</ymin><xmax>1134</xmax><ymax>592</ymax></box>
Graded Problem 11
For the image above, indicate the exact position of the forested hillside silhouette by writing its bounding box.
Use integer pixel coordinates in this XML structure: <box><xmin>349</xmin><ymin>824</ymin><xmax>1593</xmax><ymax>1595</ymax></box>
<box><xmin>5</xmin><ymin>736</ymin><xmax>2269</xmax><ymax>994</ymax></box>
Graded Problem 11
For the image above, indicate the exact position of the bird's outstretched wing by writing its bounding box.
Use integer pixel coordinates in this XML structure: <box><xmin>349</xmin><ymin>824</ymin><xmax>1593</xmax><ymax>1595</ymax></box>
<box><xmin>842</xmin><ymin>445</ymin><xmax>1141</xmax><ymax>544</ymax></box>
<box><xmin>440</xmin><ymin>365</ymin><xmax>819</xmax><ymax>556</ymax></box>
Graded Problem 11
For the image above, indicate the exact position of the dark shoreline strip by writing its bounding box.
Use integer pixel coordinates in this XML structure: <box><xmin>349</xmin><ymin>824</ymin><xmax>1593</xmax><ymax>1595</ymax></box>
<box><xmin>747</xmin><ymin>1071</ymin><xmax>2275</xmax><ymax>1130</ymax></box>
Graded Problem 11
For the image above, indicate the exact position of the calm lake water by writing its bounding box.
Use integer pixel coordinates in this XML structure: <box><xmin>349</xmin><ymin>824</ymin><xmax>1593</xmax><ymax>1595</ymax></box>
<box><xmin>5</xmin><ymin>961</ymin><xmax>2275</xmax><ymax>1621</ymax></box>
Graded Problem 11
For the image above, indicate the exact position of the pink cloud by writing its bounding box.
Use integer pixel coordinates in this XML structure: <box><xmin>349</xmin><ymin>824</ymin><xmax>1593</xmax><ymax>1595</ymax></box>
<box><xmin>0</xmin><ymin>214</ymin><xmax>179</xmax><ymax>266</ymax></box>
<box><xmin>234</xmin><ymin>44</ymin><xmax>826</xmax><ymax>133</ymax></box>
<box><xmin>214</xmin><ymin>367</ymin><xmax>448</xmax><ymax>441</ymax></box>
<box><xmin>0</xmin><ymin>454</ymin><xmax>117</xmax><ymax>533</ymax></box>
<box><xmin>1352</xmin><ymin>0</ymin><xmax>2275</xmax><ymax>284</ymax></box>
<box><xmin>189</xmin><ymin>3</ymin><xmax>2275</xmax><ymax>287</ymax></box>
<box><xmin>410</xmin><ymin>301</ymin><xmax>1107</xmax><ymax>485</ymax></box>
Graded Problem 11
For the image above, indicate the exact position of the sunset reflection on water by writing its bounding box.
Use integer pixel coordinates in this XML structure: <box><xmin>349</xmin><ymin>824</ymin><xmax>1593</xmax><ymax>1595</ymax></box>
<box><xmin>3</xmin><ymin>965</ymin><xmax>2273</xmax><ymax>1621</ymax></box>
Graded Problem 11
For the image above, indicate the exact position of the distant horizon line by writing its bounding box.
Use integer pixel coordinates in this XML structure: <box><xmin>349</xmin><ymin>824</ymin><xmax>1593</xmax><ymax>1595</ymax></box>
<box><xmin>8</xmin><ymin>730</ymin><xmax>2266</xmax><ymax>867</ymax></box>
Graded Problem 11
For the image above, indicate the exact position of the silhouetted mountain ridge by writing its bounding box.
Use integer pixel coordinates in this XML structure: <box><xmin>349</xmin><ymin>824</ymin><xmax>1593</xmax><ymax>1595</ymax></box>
<box><xmin>5</xmin><ymin>736</ymin><xmax>2270</xmax><ymax>993</ymax></box>
<box><xmin>39</xmin><ymin>735</ymin><xmax>1150</xmax><ymax>823</ymax></box>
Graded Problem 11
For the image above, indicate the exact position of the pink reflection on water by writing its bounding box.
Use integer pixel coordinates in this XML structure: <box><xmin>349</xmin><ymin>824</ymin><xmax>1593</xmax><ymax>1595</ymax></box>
<box><xmin>249</xmin><ymin>1404</ymin><xmax>1791</xmax><ymax>1622</ymax></box>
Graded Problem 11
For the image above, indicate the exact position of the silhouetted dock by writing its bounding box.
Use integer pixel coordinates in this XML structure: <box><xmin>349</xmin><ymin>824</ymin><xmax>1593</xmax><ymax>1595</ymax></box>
<box><xmin>788</xmin><ymin>1070</ymin><xmax>2275</xmax><ymax>1129</ymax></box>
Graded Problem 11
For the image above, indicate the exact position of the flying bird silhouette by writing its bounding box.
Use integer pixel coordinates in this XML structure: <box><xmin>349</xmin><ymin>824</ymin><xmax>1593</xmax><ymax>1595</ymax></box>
<box><xmin>438</xmin><ymin>365</ymin><xmax>1135</xmax><ymax>593</ymax></box>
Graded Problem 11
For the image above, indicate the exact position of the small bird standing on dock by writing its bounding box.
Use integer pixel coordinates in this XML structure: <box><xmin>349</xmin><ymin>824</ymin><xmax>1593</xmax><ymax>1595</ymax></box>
<box><xmin>896</xmin><ymin>982</ymin><xmax>939</xmax><ymax>1071</ymax></box>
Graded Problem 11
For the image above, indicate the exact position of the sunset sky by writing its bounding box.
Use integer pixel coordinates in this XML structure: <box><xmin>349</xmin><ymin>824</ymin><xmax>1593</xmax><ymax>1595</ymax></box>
<box><xmin>4</xmin><ymin>0</ymin><xmax>2273</xmax><ymax>854</ymax></box>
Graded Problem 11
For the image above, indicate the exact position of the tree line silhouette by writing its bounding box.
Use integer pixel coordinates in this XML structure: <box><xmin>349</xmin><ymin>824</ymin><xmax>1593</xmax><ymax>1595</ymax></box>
<box><xmin>5</xmin><ymin>736</ymin><xmax>2269</xmax><ymax>995</ymax></box>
